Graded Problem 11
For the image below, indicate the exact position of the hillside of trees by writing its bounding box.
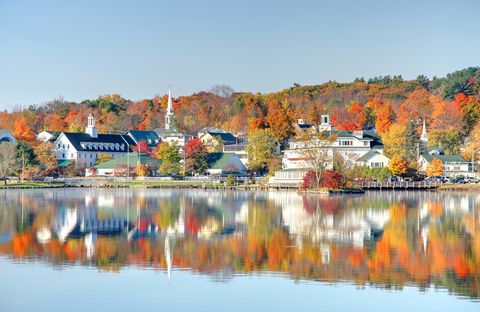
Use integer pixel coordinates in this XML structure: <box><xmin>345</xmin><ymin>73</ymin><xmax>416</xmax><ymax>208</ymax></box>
<box><xmin>3</xmin><ymin>67</ymin><xmax>480</xmax><ymax>159</ymax></box>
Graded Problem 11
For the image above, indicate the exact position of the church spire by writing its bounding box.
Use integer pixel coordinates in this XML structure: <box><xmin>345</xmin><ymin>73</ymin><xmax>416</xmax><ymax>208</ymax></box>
<box><xmin>165</xmin><ymin>88</ymin><xmax>174</xmax><ymax>130</ymax></box>
<box><xmin>420</xmin><ymin>118</ymin><xmax>428</xmax><ymax>143</ymax></box>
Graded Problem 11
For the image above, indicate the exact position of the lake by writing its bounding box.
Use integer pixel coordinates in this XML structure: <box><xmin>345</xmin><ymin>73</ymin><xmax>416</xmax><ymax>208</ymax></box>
<box><xmin>0</xmin><ymin>189</ymin><xmax>478</xmax><ymax>311</ymax></box>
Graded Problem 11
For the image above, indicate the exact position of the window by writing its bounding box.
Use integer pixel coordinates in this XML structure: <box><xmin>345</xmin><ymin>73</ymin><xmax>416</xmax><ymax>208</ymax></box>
<box><xmin>90</xmin><ymin>154</ymin><xmax>92</xmax><ymax>158</ymax></box>
<box><xmin>453</xmin><ymin>166</ymin><xmax>461</xmax><ymax>171</ymax></box>
<box><xmin>339</xmin><ymin>140</ymin><xmax>353</xmax><ymax>146</ymax></box>
<box><xmin>371</xmin><ymin>162</ymin><xmax>384</xmax><ymax>168</ymax></box>
<box><xmin>363</xmin><ymin>141</ymin><xmax>369</xmax><ymax>146</ymax></box>
<box><xmin>62</xmin><ymin>153</ymin><xmax>65</xmax><ymax>158</ymax></box>
<box><xmin>70</xmin><ymin>153</ymin><xmax>73</xmax><ymax>158</ymax></box>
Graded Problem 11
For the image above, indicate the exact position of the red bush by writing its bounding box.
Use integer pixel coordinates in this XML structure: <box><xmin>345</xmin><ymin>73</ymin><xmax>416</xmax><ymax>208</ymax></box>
<box><xmin>320</xmin><ymin>170</ymin><xmax>344</xmax><ymax>189</ymax></box>
<box><xmin>302</xmin><ymin>170</ymin><xmax>318</xmax><ymax>189</ymax></box>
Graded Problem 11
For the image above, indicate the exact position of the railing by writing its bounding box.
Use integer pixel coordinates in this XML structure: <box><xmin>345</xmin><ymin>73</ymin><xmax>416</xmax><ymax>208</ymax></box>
<box><xmin>358</xmin><ymin>181</ymin><xmax>443</xmax><ymax>189</ymax></box>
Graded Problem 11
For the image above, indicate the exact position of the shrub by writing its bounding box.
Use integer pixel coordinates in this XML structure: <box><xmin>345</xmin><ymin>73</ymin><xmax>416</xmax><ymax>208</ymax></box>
<box><xmin>302</xmin><ymin>170</ymin><xmax>318</xmax><ymax>189</ymax></box>
<box><xmin>320</xmin><ymin>170</ymin><xmax>344</xmax><ymax>189</ymax></box>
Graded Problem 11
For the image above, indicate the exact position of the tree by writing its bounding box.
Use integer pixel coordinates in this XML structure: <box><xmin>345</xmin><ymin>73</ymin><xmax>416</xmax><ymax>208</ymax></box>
<box><xmin>209</xmin><ymin>84</ymin><xmax>235</xmax><ymax>98</ymax></box>
<box><xmin>382</xmin><ymin>123</ymin><xmax>406</xmax><ymax>158</ymax></box>
<box><xmin>331</xmin><ymin>101</ymin><xmax>366</xmax><ymax>130</ymax></box>
<box><xmin>133</xmin><ymin>140</ymin><xmax>149</xmax><ymax>154</ymax></box>
<box><xmin>96</xmin><ymin>153</ymin><xmax>112</xmax><ymax>164</ymax></box>
<box><xmin>155</xmin><ymin>142</ymin><xmax>181</xmax><ymax>176</ymax></box>
<box><xmin>183</xmin><ymin>138</ymin><xmax>208</xmax><ymax>175</ymax></box>
<box><xmin>404</xmin><ymin>119</ymin><xmax>422</xmax><ymax>163</ymax></box>
<box><xmin>388</xmin><ymin>156</ymin><xmax>408</xmax><ymax>176</ymax></box>
<box><xmin>266</xmin><ymin>98</ymin><xmax>295</xmax><ymax>142</ymax></box>
<box><xmin>295</xmin><ymin>129</ymin><xmax>337</xmax><ymax>187</ymax></box>
<box><xmin>135</xmin><ymin>164</ymin><xmax>151</xmax><ymax>177</ymax></box>
<box><xmin>426</xmin><ymin>158</ymin><xmax>443</xmax><ymax>177</ymax></box>
<box><xmin>320</xmin><ymin>170</ymin><xmax>344</xmax><ymax>189</ymax></box>
<box><xmin>428</xmin><ymin>129</ymin><xmax>463</xmax><ymax>155</ymax></box>
<box><xmin>375</xmin><ymin>103</ymin><xmax>395</xmax><ymax>136</ymax></box>
<box><xmin>0</xmin><ymin>142</ymin><xmax>17</xmax><ymax>184</ymax></box>
<box><xmin>33</xmin><ymin>142</ymin><xmax>58</xmax><ymax>176</ymax></box>
<box><xmin>13</xmin><ymin>117</ymin><xmax>35</xmax><ymax>142</ymax></box>
<box><xmin>246</xmin><ymin>128</ymin><xmax>277</xmax><ymax>173</ymax></box>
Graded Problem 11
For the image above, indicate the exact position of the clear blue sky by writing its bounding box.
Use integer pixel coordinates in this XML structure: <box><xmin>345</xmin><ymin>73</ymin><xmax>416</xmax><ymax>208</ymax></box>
<box><xmin>0</xmin><ymin>0</ymin><xmax>479</xmax><ymax>110</ymax></box>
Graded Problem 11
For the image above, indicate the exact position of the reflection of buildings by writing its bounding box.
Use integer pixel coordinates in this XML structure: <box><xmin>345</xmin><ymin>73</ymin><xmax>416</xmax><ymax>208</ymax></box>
<box><xmin>278</xmin><ymin>193</ymin><xmax>390</xmax><ymax>248</ymax></box>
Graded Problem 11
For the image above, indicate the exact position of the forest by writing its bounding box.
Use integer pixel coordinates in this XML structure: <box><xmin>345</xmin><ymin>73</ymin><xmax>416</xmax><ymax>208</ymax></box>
<box><xmin>3</xmin><ymin>67</ymin><xmax>480</xmax><ymax>164</ymax></box>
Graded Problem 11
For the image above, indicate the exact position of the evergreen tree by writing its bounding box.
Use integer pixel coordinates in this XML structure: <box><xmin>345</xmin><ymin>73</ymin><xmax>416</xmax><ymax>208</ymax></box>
<box><xmin>404</xmin><ymin>119</ymin><xmax>423</xmax><ymax>163</ymax></box>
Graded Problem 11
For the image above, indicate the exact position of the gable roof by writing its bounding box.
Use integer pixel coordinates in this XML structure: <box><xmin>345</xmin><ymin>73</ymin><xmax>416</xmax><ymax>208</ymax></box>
<box><xmin>59</xmin><ymin>132</ymin><xmax>134</xmax><ymax>152</ymax></box>
<box><xmin>204</xmin><ymin>131</ymin><xmax>237</xmax><ymax>144</ymax></box>
<box><xmin>127</xmin><ymin>130</ymin><xmax>160</xmax><ymax>147</ymax></box>
<box><xmin>421</xmin><ymin>154</ymin><xmax>468</xmax><ymax>163</ymax></box>
<box><xmin>206</xmin><ymin>153</ymin><xmax>247</xmax><ymax>171</ymax></box>
<box><xmin>356</xmin><ymin>150</ymin><xmax>389</xmax><ymax>162</ymax></box>
<box><xmin>94</xmin><ymin>153</ymin><xmax>162</xmax><ymax>169</ymax></box>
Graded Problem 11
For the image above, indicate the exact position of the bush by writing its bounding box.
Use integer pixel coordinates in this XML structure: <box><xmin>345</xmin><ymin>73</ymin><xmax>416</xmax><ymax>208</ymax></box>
<box><xmin>320</xmin><ymin>170</ymin><xmax>344</xmax><ymax>189</ymax></box>
<box><xmin>302</xmin><ymin>170</ymin><xmax>318</xmax><ymax>189</ymax></box>
<box><xmin>225</xmin><ymin>174</ymin><xmax>235</xmax><ymax>186</ymax></box>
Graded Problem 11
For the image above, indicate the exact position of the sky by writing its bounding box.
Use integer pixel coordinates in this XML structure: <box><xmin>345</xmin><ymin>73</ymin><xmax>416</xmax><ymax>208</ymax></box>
<box><xmin>0</xmin><ymin>0</ymin><xmax>479</xmax><ymax>110</ymax></box>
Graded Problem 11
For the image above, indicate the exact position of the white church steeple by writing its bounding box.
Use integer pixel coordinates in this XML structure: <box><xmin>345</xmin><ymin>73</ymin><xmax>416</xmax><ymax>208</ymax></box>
<box><xmin>420</xmin><ymin>118</ymin><xmax>428</xmax><ymax>143</ymax></box>
<box><xmin>86</xmin><ymin>113</ymin><xmax>98</xmax><ymax>138</ymax></box>
<box><xmin>165</xmin><ymin>89</ymin><xmax>175</xmax><ymax>131</ymax></box>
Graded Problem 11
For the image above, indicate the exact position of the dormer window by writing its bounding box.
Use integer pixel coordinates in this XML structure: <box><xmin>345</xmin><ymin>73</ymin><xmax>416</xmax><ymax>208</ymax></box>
<box><xmin>121</xmin><ymin>144</ymin><xmax>125</xmax><ymax>150</ymax></box>
<box><xmin>99</xmin><ymin>144</ymin><xmax>104</xmax><ymax>150</ymax></box>
<box><xmin>115</xmin><ymin>143</ymin><xmax>119</xmax><ymax>150</ymax></box>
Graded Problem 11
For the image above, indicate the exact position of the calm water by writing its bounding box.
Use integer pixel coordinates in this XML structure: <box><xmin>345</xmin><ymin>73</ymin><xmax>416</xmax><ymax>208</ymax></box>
<box><xmin>0</xmin><ymin>189</ymin><xmax>479</xmax><ymax>311</ymax></box>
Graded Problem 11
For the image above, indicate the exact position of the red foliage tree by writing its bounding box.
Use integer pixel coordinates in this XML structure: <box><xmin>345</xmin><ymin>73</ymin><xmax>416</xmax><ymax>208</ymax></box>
<box><xmin>184</xmin><ymin>138</ymin><xmax>207</xmax><ymax>158</ymax></box>
<box><xmin>133</xmin><ymin>140</ymin><xmax>149</xmax><ymax>154</ymax></box>
<box><xmin>331</xmin><ymin>101</ymin><xmax>366</xmax><ymax>130</ymax></box>
<box><xmin>302</xmin><ymin>170</ymin><xmax>318</xmax><ymax>189</ymax></box>
<box><xmin>320</xmin><ymin>170</ymin><xmax>344</xmax><ymax>189</ymax></box>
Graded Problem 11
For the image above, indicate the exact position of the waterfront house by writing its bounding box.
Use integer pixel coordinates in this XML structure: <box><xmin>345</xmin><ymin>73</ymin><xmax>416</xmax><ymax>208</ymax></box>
<box><xmin>87</xmin><ymin>153</ymin><xmax>162</xmax><ymax>176</ymax></box>
<box><xmin>54</xmin><ymin>114</ymin><xmax>134</xmax><ymax>167</ymax></box>
<box><xmin>418</xmin><ymin>148</ymin><xmax>473</xmax><ymax>177</ymax></box>
<box><xmin>206</xmin><ymin>152</ymin><xmax>248</xmax><ymax>176</ymax></box>
<box><xmin>199</xmin><ymin>128</ymin><xmax>238</xmax><ymax>151</ymax></box>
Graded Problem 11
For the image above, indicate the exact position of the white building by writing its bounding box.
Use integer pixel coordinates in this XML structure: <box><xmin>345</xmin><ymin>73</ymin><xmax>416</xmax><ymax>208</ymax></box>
<box><xmin>155</xmin><ymin>89</ymin><xmax>193</xmax><ymax>147</ymax></box>
<box><xmin>54</xmin><ymin>114</ymin><xmax>134</xmax><ymax>167</ymax></box>
<box><xmin>36</xmin><ymin>131</ymin><xmax>60</xmax><ymax>143</ymax></box>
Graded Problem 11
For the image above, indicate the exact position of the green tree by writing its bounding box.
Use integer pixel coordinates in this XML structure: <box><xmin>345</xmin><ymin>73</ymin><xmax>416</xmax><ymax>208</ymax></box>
<box><xmin>15</xmin><ymin>141</ymin><xmax>37</xmax><ymax>168</ymax></box>
<box><xmin>0</xmin><ymin>142</ymin><xmax>17</xmax><ymax>184</ymax></box>
<box><xmin>155</xmin><ymin>142</ymin><xmax>181</xmax><ymax>176</ymax></box>
<box><xmin>404</xmin><ymin>119</ymin><xmax>422</xmax><ymax>163</ymax></box>
<box><xmin>246</xmin><ymin>128</ymin><xmax>277</xmax><ymax>173</ymax></box>
<box><xmin>428</xmin><ymin>129</ymin><xmax>463</xmax><ymax>155</ymax></box>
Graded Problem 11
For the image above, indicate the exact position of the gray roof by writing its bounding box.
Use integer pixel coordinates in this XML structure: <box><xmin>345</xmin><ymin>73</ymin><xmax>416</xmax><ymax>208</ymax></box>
<box><xmin>60</xmin><ymin>132</ymin><xmax>134</xmax><ymax>153</ymax></box>
<box><xmin>127</xmin><ymin>130</ymin><xmax>160</xmax><ymax>147</ymax></box>
<box><xmin>421</xmin><ymin>154</ymin><xmax>468</xmax><ymax>163</ymax></box>
<box><xmin>356</xmin><ymin>150</ymin><xmax>386</xmax><ymax>162</ymax></box>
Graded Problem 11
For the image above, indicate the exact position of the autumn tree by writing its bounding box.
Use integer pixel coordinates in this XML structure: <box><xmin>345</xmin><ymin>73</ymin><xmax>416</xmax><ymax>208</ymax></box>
<box><xmin>428</xmin><ymin>129</ymin><xmax>463</xmax><ymax>155</ymax></box>
<box><xmin>135</xmin><ymin>164</ymin><xmax>151</xmax><ymax>177</ymax></box>
<box><xmin>331</xmin><ymin>101</ymin><xmax>366</xmax><ymax>130</ymax></box>
<box><xmin>154</xmin><ymin>142</ymin><xmax>181</xmax><ymax>176</ymax></box>
<box><xmin>388</xmin><ymin>156</ymin><xmax>408</xmax><ymax>176</ymax></box>
<box><xmin>133</xmin><ymin>140</ymin><xmax>149</xmax><ymax>154</ymax></box>
<box><xmin>13</xmin><ymin>117</ymin><xmax>35</xmax><ymax>142</ymax></box>
<box><xmin>183</xmin><ymin>138</ymin><xmax>208</xmax><ymax>175</ymax></box>
<box><xmin>381</xmin><ymin>123</ymin><xmax>406</xmax><ymax>159</ymax></box>
<box><xmin>426</xmin><ymin>158</ymin><xmax>443</xmax><ymax>177</ymax></box>
<box><xmin>0</xmin><ymin>142</ymin><xmax>17</xmax><ymax>184</ymax></box>
<box><xmin>34</xmin><ymin>142</ymin><xmax>58</xmax><ymax>176</ymax></box>
<box><xmin>246</xmin><ymin>128</ymin><xmax>278</xmax><ymax>173</ymax></box>
<box><xmin>375</xmin><ymin>103</ymin><xmax>395</xmax><ymax>136</ymax></box>
<box><xmin>266</xmin><ymin>97</ymin><xmax>294</xmax><ymax>142</ymax></box>
<box><xmin>96</xmin><ymin>153</ymin><xmax>112</xmax><ymax>164</ymax></box>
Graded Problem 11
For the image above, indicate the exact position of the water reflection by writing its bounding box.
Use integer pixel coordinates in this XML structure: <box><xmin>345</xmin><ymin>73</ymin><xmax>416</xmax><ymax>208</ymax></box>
<box><xmin>0</xmin><ymin>189</ymin><xmax>479</xmax><ymax>299</ymax></box>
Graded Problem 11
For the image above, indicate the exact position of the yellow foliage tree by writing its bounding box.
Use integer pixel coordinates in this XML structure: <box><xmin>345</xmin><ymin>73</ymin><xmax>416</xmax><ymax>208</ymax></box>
<box><xmin>388</xmin><ymin>156</ymin><xmax>408</xmax><ymax>176</ymax></box>
<box><xmin>426</xmin><ymin>157</ymin><xmax>443</xmax><ymax>177</ymax></box>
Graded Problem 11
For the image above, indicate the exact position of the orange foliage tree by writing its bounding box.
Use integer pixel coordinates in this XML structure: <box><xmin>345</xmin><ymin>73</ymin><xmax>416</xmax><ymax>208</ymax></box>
<box><xmin>13</xmin><ymin>117</ymin><xmax>35</xmax><ymax>142</ymax></box>
<box><xmin>426</xmin><ymin>158</ymin><xmax>443</xmax><ymax>177</ymax></box>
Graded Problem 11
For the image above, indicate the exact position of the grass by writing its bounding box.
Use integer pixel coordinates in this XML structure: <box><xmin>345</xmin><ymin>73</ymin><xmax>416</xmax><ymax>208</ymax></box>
<box><xmin>0</xmin><ymin>181</ymin><xmax>66</xmax><ymax>188</ymax></box>
<box><xmin>437</xmin><ymin>183</ymin><xmax>480</xmax><ymax>191</ymax></box>
<box><xmin>107</xmin><ymin>180</ymin><xmax>224</xmax><ymax>187</ymax></box>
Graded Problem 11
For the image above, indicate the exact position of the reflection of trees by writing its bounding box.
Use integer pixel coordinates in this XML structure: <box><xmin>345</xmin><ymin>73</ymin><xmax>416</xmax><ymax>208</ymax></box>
<box><xmin>0</xmin><ymin>190</ymin><xmax>479</xmax><ymax>299</ymax></box>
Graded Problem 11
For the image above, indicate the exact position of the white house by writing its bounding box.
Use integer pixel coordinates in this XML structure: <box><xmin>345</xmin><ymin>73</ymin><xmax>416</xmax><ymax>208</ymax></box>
<box><xmin>36</xmin><ymin>130</ymin><xmax>60</xmax><ymax>143</ymax></box>
<box><xmin>54</xmin><ymin>114</ymin><xmax>134</xmax><ymax>167</ymax></box>
<box><xmin>418</xmin><ymin>148</ymin><xmax>473</xmax><ymax>177</ymax></box>
<box><xmin>283</xmin><ymin>128</ymin><xmax>389</xmax><ymax>170</ymax></box>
